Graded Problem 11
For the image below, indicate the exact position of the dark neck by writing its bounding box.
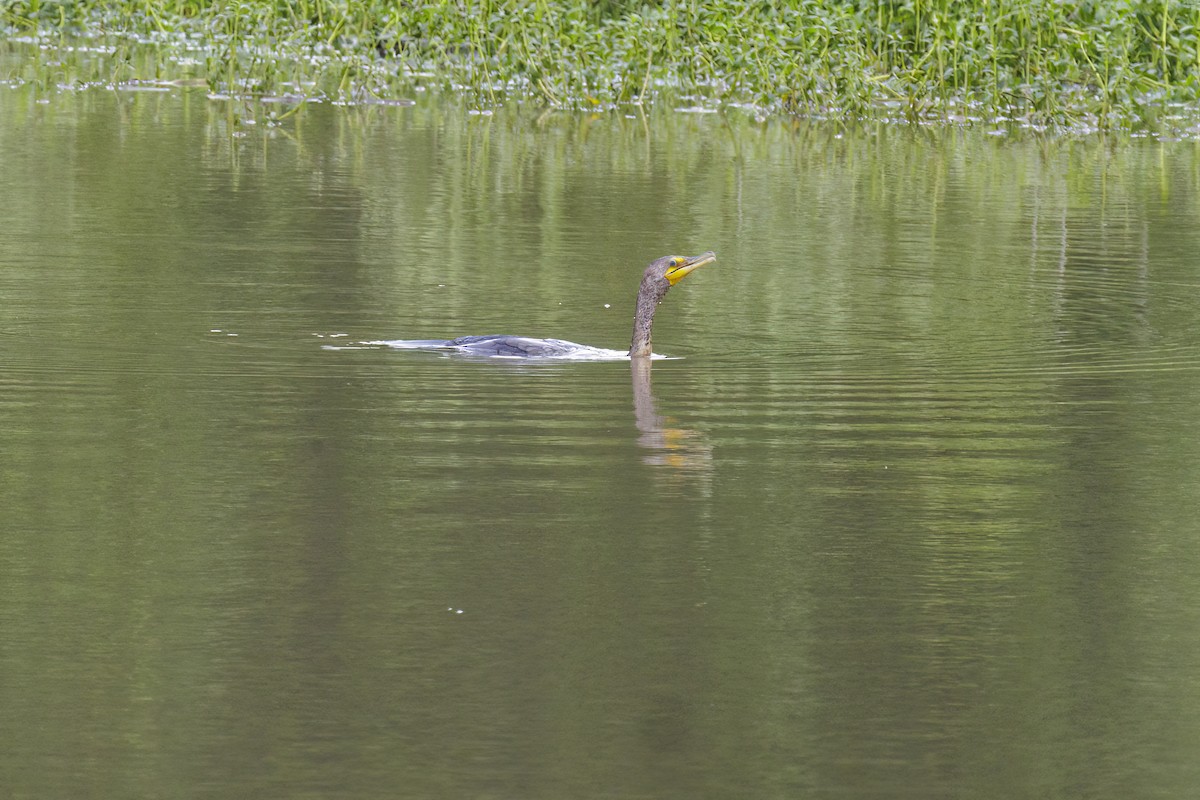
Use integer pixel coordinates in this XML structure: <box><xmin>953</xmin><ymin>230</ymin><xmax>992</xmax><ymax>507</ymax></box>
<box><xmin>629</xmin><ymin>278</ymin><xmax>664</xmax><ymax>358</ymax></box>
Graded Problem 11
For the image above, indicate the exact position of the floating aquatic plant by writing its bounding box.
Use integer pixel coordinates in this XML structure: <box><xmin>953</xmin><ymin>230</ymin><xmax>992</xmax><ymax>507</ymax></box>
<box><xmin>2</xmin><ymin>0</ymin><xmax>1198</xmax><ymax>133</ymax></box>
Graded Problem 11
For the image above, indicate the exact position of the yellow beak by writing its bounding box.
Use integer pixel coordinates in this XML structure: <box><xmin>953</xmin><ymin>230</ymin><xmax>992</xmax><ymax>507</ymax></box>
<box><xmin>664</xmin><ymin>251</ymin><xmax>717</xmax><ymax>286</ymax></box>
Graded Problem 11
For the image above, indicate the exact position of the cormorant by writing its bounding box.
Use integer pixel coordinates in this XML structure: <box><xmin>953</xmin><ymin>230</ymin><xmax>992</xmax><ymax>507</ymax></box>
<box><xmin>387</xmin><ymin>252</ymin><xmax>716</xmax><ymax>359</ymax></box>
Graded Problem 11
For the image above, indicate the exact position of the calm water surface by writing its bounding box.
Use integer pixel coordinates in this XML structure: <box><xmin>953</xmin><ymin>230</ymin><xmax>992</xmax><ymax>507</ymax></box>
<box><xmin>4</xmin><ymin>48</ymin><xmax>1200</xmax><ymax>799</ymax></box>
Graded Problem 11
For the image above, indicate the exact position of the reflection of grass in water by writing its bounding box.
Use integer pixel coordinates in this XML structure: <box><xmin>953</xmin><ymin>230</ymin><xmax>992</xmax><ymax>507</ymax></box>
<box><xmin>4</xmin><ymin>0</ymin><xmax>1199</xmax><ymax>131</ymax></box>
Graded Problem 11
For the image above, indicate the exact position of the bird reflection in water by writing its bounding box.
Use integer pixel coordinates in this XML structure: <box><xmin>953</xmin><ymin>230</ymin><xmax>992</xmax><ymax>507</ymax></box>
<box><xmin>630</xmin><ymin>356</ymin><xmax>713</xmax><ymax>473</ymax></box>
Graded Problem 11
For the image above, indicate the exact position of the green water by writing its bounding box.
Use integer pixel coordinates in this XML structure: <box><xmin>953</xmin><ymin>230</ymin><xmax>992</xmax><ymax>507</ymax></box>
<box><xmin>4</xmin><ymin>53</ymin><xmax>1200</xmax><ymax>799</ymax></box>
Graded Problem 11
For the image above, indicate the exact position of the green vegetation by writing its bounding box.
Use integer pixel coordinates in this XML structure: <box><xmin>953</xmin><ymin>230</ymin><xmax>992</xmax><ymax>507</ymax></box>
<box><xmin>4</xmin><ymin>0</ymin><xmax>1200</xmax><ymax>132</ymax></box>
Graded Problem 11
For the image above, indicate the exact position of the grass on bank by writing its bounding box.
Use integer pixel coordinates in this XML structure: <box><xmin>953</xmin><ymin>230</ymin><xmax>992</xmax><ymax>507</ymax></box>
<box><xmin>4</xmin><ymin>0</ymin><xmax>1200</xmax><ymax>131</ymax></box>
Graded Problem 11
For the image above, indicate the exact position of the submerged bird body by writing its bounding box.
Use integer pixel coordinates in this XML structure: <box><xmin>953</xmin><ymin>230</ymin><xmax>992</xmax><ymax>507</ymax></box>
<box><xmin>443</xmin><ymin>335</ymin><xmax>596</xmax><ymax>358</ymax></box>
<box><xmin>389</xmin><ymin>252</ymin><xmax>716</xmax><ymax>359</ymax></box>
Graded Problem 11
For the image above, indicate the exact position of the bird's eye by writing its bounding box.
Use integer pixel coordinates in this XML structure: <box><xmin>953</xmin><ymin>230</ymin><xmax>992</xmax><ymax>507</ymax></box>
<box><xmin>669</xmin><ymin>258</ymin><xmax>681</xmax><ymax>268</ymax></box>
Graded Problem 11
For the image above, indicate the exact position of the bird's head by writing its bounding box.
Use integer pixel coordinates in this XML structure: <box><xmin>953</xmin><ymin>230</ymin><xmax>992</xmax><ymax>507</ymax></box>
<box><xmin>629</xmin><ymin>251</ymin><xmax>716</xmax><ymax>358</ymax></box>
<box><xmin>642</xmin><ymin>251</ymin><xmax>717</xmax><ymax>293</ymax></box>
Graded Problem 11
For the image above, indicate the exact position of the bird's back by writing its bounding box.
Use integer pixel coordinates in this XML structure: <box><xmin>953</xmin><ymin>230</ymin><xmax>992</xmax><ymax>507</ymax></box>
<box><xmin>448</xmin><ymin>335</ymin><xmax>593</xmax><ymax>358</ymax></box>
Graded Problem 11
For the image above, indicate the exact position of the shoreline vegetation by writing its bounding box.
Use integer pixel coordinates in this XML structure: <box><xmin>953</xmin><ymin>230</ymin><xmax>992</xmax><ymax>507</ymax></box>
<box><xmin>3</xmin><ymin>0</ymin><xmax>1200</xmax><ymax>135</ymax></box>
